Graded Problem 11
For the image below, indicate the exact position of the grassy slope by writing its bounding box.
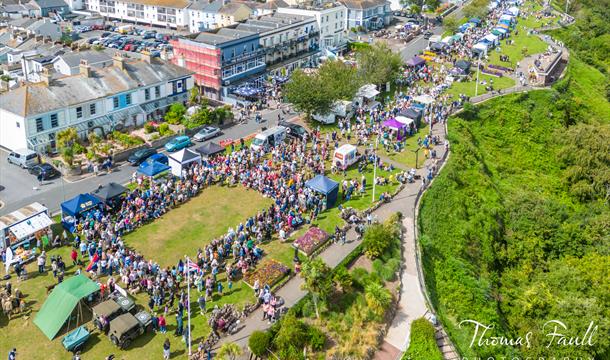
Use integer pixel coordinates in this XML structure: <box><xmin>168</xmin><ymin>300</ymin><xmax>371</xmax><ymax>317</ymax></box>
<box><xmin>419</xmin><ymin>57</ymin><xmax>610</xmax><ymax>358</ymax></box>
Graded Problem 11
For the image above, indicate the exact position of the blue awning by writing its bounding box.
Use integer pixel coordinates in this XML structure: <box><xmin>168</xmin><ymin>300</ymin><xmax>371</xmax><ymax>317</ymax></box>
<box><xmin>137</xmin><ymin>161</ymin><xmax>170</xmax><ymax>177</ymax></box>
<box><xmin>61</xmin><ymin>194</ymin><xmax>101</xmax><ymax>217</ymax></box>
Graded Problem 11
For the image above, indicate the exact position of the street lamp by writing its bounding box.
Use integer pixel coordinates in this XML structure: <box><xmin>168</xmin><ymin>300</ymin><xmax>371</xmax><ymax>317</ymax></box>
<box><xmin>474</xmin><ymin>51</ymin><xmax>483</xmax><ymax>97</ymax></box>
<box><xmin>412</xmin><ymin>146</ymin><xmax>421</xmax><ymax>169</ymax></box>
<box><xmin>371</xmin><ymin>135</ymin><xmax>379</xmax><ymax>203</ymax></box>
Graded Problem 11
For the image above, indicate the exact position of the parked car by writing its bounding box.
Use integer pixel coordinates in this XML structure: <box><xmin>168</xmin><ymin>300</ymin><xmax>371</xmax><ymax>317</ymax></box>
<box><xmin>165</xmin><ymin>135</ymin><xmax>191</xmax><ymax>152</ymax></box>
<box><xmin>127</xmin><ymin>147</ymin><xmax>157</xmax><ymax>165</ymax></box>
<box><xmin>138</xmin><ymin>153</ymin><xmax>168</xmax><ymax>171</ymax></box>
<box><xmin>423</xmin><ymin>31</ymin><xmax>433</xmax><ymax>39</ymax></box>
<box><xmin>193</xmin><ymin>126</ymin><xmax>221</xmax><ymax>142</ymax></box>
<box><xmin>28</xmin><ymin>163</ymin><xmax>60</xmax><ymax>180</ymax></box>
<box><xmin>280</xmin><ymin>122</ymin><xmax>308</xmax><ymax>140</ymax></box>
<box><xmin>7</xmin><ymin>149</ymin><xmax>38</xmax><ymax>168</ymax></box>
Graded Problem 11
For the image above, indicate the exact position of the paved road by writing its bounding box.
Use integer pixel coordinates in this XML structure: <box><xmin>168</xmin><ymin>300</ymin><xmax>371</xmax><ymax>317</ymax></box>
<box><xmin>0</xmin><ymin>108</ymin><xmax>293</xmax><ymax>216</ymax></box>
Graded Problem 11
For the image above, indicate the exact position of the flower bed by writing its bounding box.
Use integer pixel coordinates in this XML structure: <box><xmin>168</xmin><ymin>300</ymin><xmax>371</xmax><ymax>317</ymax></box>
<box><xmin>293</xmin><ymin>227</ymin><xmax>330</xmax><ymax>256</ymax></box>
<box><xmin>243</xmin><ymin>260</ymin><xmax>289</xmax><ymax>288</ymax></box>
<box><xmin>481</xmin><ymin>68</ymin><xmax>504</xmax><ymax>77</ymax></box>
<box><xmin>488</xmin><ymin>64</ymin><xmax>512</xmax><ymax>72</ymax></box>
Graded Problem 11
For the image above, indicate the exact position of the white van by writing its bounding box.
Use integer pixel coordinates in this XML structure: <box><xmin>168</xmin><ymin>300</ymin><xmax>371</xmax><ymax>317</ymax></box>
<box><xmin>250</xmin><ymin>126</ymin><xmax>288</xmax><ymax>152</ymax></box>
<box><xmin>7</xmin><ymin>149</ymin><xmax>38</xmax><ymax>168</ymax></box>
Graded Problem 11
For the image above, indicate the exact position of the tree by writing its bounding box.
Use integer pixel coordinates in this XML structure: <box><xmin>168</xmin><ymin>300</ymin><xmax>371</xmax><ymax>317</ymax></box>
<box><xmin>364</xmin><ymin>282</ymin><xmax>393</xmax><ymax>317</ymax></box>
<box><xmin>300</xmin><ymin>258</ymin><xmax>332</xmax><ymax>318</ymax></box>
<box><xmin>332</xmin><ymin>266</ymin><xmax>353</xmax><ymax>293</ymax></box>
<box><xmin>443</xmin><ymin>15</ymin><xmax>460</xmax><ymax>33</ymax></box>
<box><xmin>217</xmin><ymin>342</ymin><xmax>243</xmax><ymax>360</ymax></box>
<box><xmin>273</xmin><ymin>313</ymin><xmax>309</xmax><ymax>358</ymax></box>
<box><xmin>463</xmin><ymin>0</ymin><xmax>489</xmax><ymax>20</ymax></box>
<box><xmin>318</xmin><ymin>60</ymin><xmax>362</xmax><ymax>101</ymax></box>
<box><xmin>189</xmin><ymin>86</ymin><xmax>200</xmax><ymax>105</ymax></box>
<box><xmin>165</xmin><ymin>103</ymin><xmax>186</xmax><ymax>125</ymax></box>
<box><xmin>56</xmin><ymin>127</ymin><xmax>78</xmax><ymax>150</ymax></box>
<box><xmin>362</xmin><ymin>222</ymin><xmax>397</xmax><ymax>259</ymax></box>
<box><xmin>285</xmin><ymin>69</ymin><xmax>334</xmax><ymax>118</ymax></box>
<box><xmin>356</xmin><ymin>43</ymin><xmax>402</xmax><ymax>87</ymax></box>
<box><xmin>249</xmin><ymin>330</ymin><xmax>272</xmax><ymax>358</ymax></box>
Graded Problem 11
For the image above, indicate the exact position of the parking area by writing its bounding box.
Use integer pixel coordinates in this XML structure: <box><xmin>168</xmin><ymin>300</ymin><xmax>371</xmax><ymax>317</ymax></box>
<box><xmin>75</xmin><ymin>26</ymin><xmax>175</xmax><ymax>57</ymax></box>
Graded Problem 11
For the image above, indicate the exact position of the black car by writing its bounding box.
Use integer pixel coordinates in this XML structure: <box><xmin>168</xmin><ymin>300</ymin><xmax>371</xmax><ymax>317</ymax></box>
<box><xmin>28</xmin><ymin>163</ymin><xmax>60</xmax><ymax>180</ymax></box>
<box><xmin>423</xmin><ymin>31</ymin><xmax>433</xmax><ymax>39</ymax></box>
<box><xmin>280</xmin><ymin>122</ymin><xmax>308</xmax><ymax>140</ymax></box>
<box><xmin>128</xmin><ymin>148</ymin><xmax>157</xmax><ymax>165</ymax></box>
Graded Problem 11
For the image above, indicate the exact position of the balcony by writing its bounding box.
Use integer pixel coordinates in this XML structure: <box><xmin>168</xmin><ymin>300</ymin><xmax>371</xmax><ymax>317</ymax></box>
<box><xmin>222</xmin><ymin>49</ymin><xmax>264</xmax><ymax>66</ymax></box>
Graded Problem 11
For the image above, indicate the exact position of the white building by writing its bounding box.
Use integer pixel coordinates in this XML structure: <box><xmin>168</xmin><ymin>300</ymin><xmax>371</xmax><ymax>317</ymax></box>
<box><xmin>340</xmin><ymin>0</ymin><xmax>392</xmax><ymax>31</ymax></box>
<box><xmin>277</xmin><ymin>2</ymin><xmax>348</xmax><ymax>52</ymax></box>
<box><xmin>84</xmin><ymin>0</ymin><xmax>190</xmax><ymax>30</ymax></box>
<box><xmin>187</xmin><ymin>0</ymin><xmax>252</xmax><ymax>33</ymax></box>
<box><xmin>0</xmin><ymin>53</ymin><xmax>194</xmax><ymax>152</ymax></box>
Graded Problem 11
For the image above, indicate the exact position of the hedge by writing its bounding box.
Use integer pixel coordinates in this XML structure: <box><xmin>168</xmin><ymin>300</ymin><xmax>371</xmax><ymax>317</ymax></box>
<box><xmin>402</xmin><ymin>318</ymin><xmax>443</xmax><ymax>360</ymax></box>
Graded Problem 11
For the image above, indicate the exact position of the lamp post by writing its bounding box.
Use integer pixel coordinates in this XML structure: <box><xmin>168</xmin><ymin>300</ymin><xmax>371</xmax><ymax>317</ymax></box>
<box><xmin>371</xmin><ymin>135</ymin><xmax>378</xmax><ymax>203</ymax></box>
<box><xmin>474</xmin><ymin>51</ymin><xmax>483</xmax><ymax>97</ymax></box>
<box><xmin>412</xmin><ymin>147</ymin><xmax>421</xmax><ymax>169</ymax></box>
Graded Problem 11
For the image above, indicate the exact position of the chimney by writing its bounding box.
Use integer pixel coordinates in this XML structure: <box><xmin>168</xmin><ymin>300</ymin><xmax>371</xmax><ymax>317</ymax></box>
<box><xmin>113</xmin><ymin>52</ymin><xmax>125</xmax><ymax>70</ymax></box>
<box><xmin>40</xmin><ymin>67</ymin><xmax>51</xmax><ymax>86</ymax></box>
<box><xmin>43</xmin><ymin>36</ymin><xmax>51</xmax><ymax>43</ymax></box>
<box><xmin>35</xmin><ymin>34</ymin><xmax>43</xmax><ymax>42</ymax></box>
<box><xmin>79</xmin><ymin>59</ymin><xmax>91</xmax><ymax>77</ymax></box>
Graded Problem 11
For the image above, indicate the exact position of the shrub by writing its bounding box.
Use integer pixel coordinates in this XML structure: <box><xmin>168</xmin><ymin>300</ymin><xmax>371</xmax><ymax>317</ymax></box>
<box><xmin>144</xmin><ymin>122</ymin><xmax>155</xmax><ymax>134</ymax></box>
<box><xmin>72</xmin><ymin>142</ymin><xmax>86</xmax><ymax>154</ymax></box>
<box><xmin>111</xmin><ymin>130</ymin><xmax>144</xmax><ymax>148</ymax></box>
<box><xmin>308</xmin><ymin>326</ymin><xmax>326</xmax><ymax>351</ymax></box>
<box><xmin>403</xmin><ymin>318</ymin><xmax>443</xmax><ymax>360</ymax></box>
<box><xmin>248</xmin><ymin>331</ymin><xmax>271</xmax><ymax>358</ymax></box>
<box><xmin>158</xmin><ymin>123</ymin><xmax>174</xmax><ymax>137</ymax></box>
<box><xmin>165</xmin><ymin>103</ymin><xmax>186</xmax><ymax>125</ymax></box>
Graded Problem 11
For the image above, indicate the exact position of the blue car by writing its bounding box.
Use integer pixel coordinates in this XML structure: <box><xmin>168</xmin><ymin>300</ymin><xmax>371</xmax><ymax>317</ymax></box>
<box><xmin>164</xmin><ymin>135</ymin><xmax>191</xmax><ymax>152</ymax></box>
<box><xmin>138</xmin><ymin>153</ymin><xmax>168</xmax><ymax>171</ymax></box>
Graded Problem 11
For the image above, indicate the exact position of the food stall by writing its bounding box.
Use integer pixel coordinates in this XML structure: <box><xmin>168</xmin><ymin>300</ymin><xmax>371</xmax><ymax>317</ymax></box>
<box><xmin>333</xmin><ymin>144</ymin><xmax>358</xmax><ymax>169</ymax></box>
<box><xmin>60</xmin><ymin>194</ymin><xmax>102</xmax><ymax>232</ymax></box>
<box><xmin>167</xmin><ymin>148</ymin><xmax>201</xmax><ymax>177</ymax></box>
<box><xmin>0</xmin><ymin>202</ymin><xmax>53</xmax><ymax>269</ymax></box>
<box><xmin>383</xmin><ymin>118</ymin><xmax>409</xmax><ymax>141</ymax></box>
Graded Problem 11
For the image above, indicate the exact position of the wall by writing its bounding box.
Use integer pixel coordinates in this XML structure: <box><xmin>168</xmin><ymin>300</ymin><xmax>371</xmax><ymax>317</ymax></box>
<box><xmin>0</xmin><ymin>109</ymin><xmax>27</xmax><ymax>151</ymax></box>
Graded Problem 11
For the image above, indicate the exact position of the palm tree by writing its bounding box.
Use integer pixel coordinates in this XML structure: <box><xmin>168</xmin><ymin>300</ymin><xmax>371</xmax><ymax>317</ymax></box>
<box><xmin>300</xmin><ymin>258</ymin><xmax>332</xmax><ymax>318</ymax></box>
<box><xmin>364</xmin><ymin>283</ymin><xmax>393</xmax><ymax>317</ymax></box>
<box><xmin>217</xmin><ymin>342</ymin><xmax>243</xmax><ymax>360</ymax></box>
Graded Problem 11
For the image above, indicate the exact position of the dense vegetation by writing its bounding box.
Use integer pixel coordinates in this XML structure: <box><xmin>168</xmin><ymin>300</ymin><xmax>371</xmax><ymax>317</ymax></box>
<box><xmin>419</xmin><ymin>61</ymin><xmax>609</xmax><ymax>358</ymax></box>
<box><xmin>402</xmin><ymin>318</ymin><xmax>444</xmax><ymax>360</ymax></box>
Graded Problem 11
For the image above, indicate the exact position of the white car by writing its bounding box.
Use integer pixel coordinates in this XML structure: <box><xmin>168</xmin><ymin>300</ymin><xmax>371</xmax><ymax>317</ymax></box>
<box><xmin>193</xmin><ymin>126</ymin><xmax>221</xmax><ymax>142</ymax></box>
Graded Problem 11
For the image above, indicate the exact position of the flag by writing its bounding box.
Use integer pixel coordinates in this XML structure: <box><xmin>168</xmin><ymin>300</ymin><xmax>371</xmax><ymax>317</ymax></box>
<box><xmin>86</xmin><ymin>253</ymin><xmax>99</xmax><ymax>272</ymax></box>
<box><xmin>4</xmin><ymin>247</ymin><xmax>13</xmax><ymax>273</ymax></box>
<box><xmin>186</xmin><ymin>259</ymin><xmax>200</xmax><ymax>273</ymax></box>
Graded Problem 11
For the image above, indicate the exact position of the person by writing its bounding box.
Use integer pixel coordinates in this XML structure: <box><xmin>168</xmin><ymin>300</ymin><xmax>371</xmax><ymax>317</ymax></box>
<box><xmin>198</xmin><ymin>295</ymin><xmax>206</xmax><ymax>315</ymax></box>
<box><xmin>72</xmin><ymin>351</ymin><xmax>81</xmax><ymax>360</ymax></box>
<box><xmin>163</xmin><ymin>339</ymin><xmax>171</xmax><ymax>360</ymax></box>
<box><xmin>158</xmin><ymin>314</ymin><xmax>167</xmax><ymax>333</ymax></box>
<box><xmin>37</xmin><ymin>252</ymin><xmax>46</xmax><ymax>273</ymax></box>
<box><xmin>8</xmin><ymin>348</ymin><xmax>16</xmax><ymax>360</ymax></box>
<box><xmin>71</xmin><ymin>248</ymin><xmax>78</xmax><ymax>266</ymax></box>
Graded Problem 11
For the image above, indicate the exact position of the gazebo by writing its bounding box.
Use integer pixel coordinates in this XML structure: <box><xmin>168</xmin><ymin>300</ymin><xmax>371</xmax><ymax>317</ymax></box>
<box><xmin>167</xmin><ymin>148</ymin><xmax>202</xmax><ymax>177</ymax></box>
<box><xmin>405</xmin><ymin>56</ymin><xmax>426</xmax><ymax>67</ymax></box>
<box><xmin>383</xmin><ymin>118</ymin><xmax>408</xmax><ymax>140</ymax></box>
<box><xmin>61</xmin><ymin>194</ymin><xmax>102</xmax><ymax>231</ymax></box>
<box><xmin>91</xmin><ymin>182</ymin><xmax>127</xmax><ymax>205</ymax></box>
<box><xmin>196</xmin><ymin>142</ymin><xmax>225</xmax><ymax>159</ymax></box>
<box><xmin>455</xmin><ymin>60</ymin><xmax>471</xmax><ymax>74</ymax></box>
<box><xmin>137</xmin><ymin>161</ymin><xmax>170</xmax><ymax>177</ymax></box>
<box><xmin>305</xmin><ymin>175</ymin><xmax>339</xmax><ymax>208</ymax></box>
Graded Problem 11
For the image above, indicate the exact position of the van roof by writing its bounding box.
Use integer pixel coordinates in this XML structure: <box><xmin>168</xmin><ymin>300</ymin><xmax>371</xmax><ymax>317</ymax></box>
<box><xmin>258</xmin><ymin>126</ymin><xmax>287</xmax><ymax>137</ymax></box>
<box><xmin>13</xmin><ymin>148</ymin><xmax>36</xmax><ymax>155</ymax></box>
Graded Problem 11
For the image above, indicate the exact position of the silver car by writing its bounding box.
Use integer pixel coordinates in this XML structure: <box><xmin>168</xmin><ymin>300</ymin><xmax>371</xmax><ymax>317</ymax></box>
<box><xmin>193</xmin><ymin>126</ymin><xmax>220</xmax><ymax>142</ymax></box>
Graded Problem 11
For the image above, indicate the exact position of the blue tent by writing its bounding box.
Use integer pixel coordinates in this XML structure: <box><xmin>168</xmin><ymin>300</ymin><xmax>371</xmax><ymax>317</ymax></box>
<box><xmin>137</xmin><ymin>161</ymin><xmax>170</xmax><ymax>177</ymax></box>
<box><xmin>469</xmin><ymin>17</ymin><xmax>481</xmax><ymax>25</ymax></box>
<box><xmin>61</xmin><ymin>194</ymin><xmax>101</xmax><ymax>217</ymax></box>
<box><xmin>305</xmin><ymin>175</ymin><xmax>339</xmax><ymax>208</ymax></box>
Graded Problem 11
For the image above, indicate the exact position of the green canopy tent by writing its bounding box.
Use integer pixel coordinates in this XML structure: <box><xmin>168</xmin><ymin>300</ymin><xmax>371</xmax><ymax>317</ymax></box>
<box><xmin>34</xmin><ymin>274</ymin><xmax>100</xmax><ymax>340</ymax></box>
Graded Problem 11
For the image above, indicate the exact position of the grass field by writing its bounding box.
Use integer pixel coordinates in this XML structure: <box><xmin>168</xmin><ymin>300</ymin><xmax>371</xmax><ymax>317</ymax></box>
<box><xmin>123</xmin><ymin>185</ymin><xmax>273</xmax><ymax>268</ymax></box>
<box><xmin>446</xmin><ymin>74</ymin><xmax>516</xmax><ymax>99</ymax></box>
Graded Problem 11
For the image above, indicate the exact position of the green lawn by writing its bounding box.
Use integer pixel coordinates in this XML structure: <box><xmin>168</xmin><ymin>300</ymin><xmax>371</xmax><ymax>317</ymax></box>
<box><xmin>377</xmin><ymin>126</ymin><xmax>428</xmax><ymax>169</ymax></box>
<box><xmin>123</xmin><ymin>185</ymin><xmax>272</xmax><ymax>268</ymax></box>
<box><xmin>446</xmin><ymin>74</ymin><xmax>516</xmax><ymax>99</ymax></box>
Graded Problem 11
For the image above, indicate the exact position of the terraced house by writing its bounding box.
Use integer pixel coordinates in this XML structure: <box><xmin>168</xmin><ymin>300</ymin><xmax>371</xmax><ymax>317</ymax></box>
<box><xmin>340</xmin><ymin>0</ymin><xmax>392</xmax><ymax>31</ymax></box>
<box><xmin>84</xmin><ymin>0</ymin><xmax>190</xmax><ymax>30</ymax></box>
<box><xmin>0</xmin><ymin>53</ymin><xmax>194</xmax><ymax>152</ymax></box>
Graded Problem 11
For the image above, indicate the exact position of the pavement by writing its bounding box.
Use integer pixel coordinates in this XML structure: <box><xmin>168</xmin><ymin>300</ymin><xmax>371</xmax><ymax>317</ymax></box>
<box><xmin>0</xmin><ymin>107</ymin><xmax>295</xmax><ymax>216</ymax></box>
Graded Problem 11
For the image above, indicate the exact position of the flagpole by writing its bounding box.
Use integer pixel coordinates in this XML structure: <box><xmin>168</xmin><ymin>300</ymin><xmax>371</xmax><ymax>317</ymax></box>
<box><xmin>186</xmin><ymin>256</ymin><xmax>192</xmax><ymax>356</ymax></box>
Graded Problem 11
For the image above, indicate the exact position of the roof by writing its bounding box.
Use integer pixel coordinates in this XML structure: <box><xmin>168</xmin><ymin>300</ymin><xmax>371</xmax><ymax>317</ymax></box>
<box><xmin>194</xmin><ymin>28</ymin><xmax>257</xmax><ymax>46</ymax></box>
<box><xmin>92</xmin><ymin>300</ymin><xmax>121</xmax><ymax>317</ymax></box>
<box><xmin>56</xmin><ymin>51</ymin><xmax>112</xmax><ymax>68</ymax></box>
<box><xmin>34</xmin><ymin>274</ymin><xmax>100</xmax><ymax>340</ymax></box>
<box><xmin>339</xmin><ymin>0</ymin><xmax>388</xmax><ymax>9</ymax></box>
<box><xmin>168</xmin><ymin>148</ymin><xmax>201</xmax><ymax>163</ymax></box>
<box><xmin>0</xmin><ymin>57</ymin><xmax>193</xmax><ymax>117</ymax></box>
<box><xmin>219</xmin><ymin>2</ymin><xmax>251</xmax><ymax>16</ymax></box>
<box><xmin>196</xmin><ymin>142</ymin><xmax>225</xmax><ymax>156</ymax></box>
<box><xmin>9</xmin><ymin>17</ymin><xmax>38</xmax><ymax>29</ymax></box>
<box><xmin>0</xmin><ymin>202</ymin><xmax>47</xmax><ymax>231</ymax></box>
<box><xmin>122</xmin><ymin>0</ymin><xmax>189</xmax><ymax>8</ymax></box>
<box><xmin>235</xmin><ymin>13</ymin><xmax>315</xmax><ymax>34</ymax></box>
<box><xmin>60</xmin><ymin>193</ymin><xmax>101</xmax><ymax>216</ymax></box>
<box><xmin>32</xmin><ymin>0</ymin><xmax>69</xmax><ymax>8</ymax></box>
<box><xmin>137</xmin><ymin>161</ymin><xmax>170</xmax><ymax>176</ymax></box>
<box><xmin>91</xmin><ymin>182</ymin><xmax>127</xmax><ymax>202</ymax></box>
<box><xmin>110</xmin><ymin>313</ymin><xmax>140</xmax><ymax>333</ymax></box>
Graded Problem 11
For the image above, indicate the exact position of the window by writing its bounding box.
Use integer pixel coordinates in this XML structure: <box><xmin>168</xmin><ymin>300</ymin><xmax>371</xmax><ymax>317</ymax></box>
<box><xmin>90</xmin><ymin>103</ymin><xmax>96</xmax><ymax>115</ymax></box>
<box><xmin>16</xmin><ymin>122</ymin><xmax>20</xmax><ymax>128</ymax></box>
<box><xmin>50</xmin><ymin>114</ymin><xmax>58</xmax><ymax>128</ymax></box>
<box><xmin>36</xmin><ymin>118</ymin><xmax>43</xmax><ymax>132</ymax></box>
<box><xmin>76</xmin><ymin>106</ymin><xmax>83</xmax><ymax>119</ymax></box>
<box><xmin>113</xmin><ymin>97</ymin><xmax>119</xmax><ymax>108</ymax></box>
<box><xmin>155</xmin><ymin>86</ymin><xmax>160</xmax><ymax>97</ymax></box>
<box><xmin>145</xmin><ymin>88</ymin><xmax>150</xmax><ymax>101</ymax></box>
<box><xmin>126</xmin><ymin>93</ymin><xmax>132</xmax><ymax>105</ymax></box>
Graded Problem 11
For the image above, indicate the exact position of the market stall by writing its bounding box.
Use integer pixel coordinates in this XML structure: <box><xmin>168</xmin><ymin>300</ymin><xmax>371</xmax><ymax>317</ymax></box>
<box><xmin>137</xmin><ymin>160</ymin><xmax>171</xmax><ymax>177</ymax></box>
<box><xmin>91</xmin><ymin>182</ymin><xmax>127</xmax><ymax>208</ymax></box>
<box><xmin>167</xmin><ymin>148</ymin><xmax>202</xmax><ymax>177</ymax></box>
<box><xmin>60</xmin><ymin>194</ymin><xmax>102</xmax><ymax>232</ymax></box>
<box><xmin>383</xmin><ymin>118</ymin><xmax>409</xmax><ymax>141</ymax></box>
<box><xmin>0</xmin><ymin>202</ymin><xmax>53</xmax><ymax>270</ymax></box>
<box><xmin>305</xmin><ymin>175</ymin><xmax>339</xmax><ymax>208</ymax></box>
<box><xmin>354</xmin><ymin>84</ymin><xmax>380</xmax><ymax>110</ymax></box>
<box><xmin>455</xmin><ymin>60</ymin><xmax>472</xmax><ymax>74</ymax></box>
<box><xmin>405</xmin><ymin>56</ymin><xmax>426</xmax><ymax>67</ymax></box>
<box><xmin>196</xmin><ymin>142</ymin><xmax>226</xmax><ymax>159</ymax></box>
<box><xmin>399</xmin><ymin>107</ymin><xmax>423</xmax><ymax>126</ymax></box>
<box><xmin>333</xmin><ymin>144</ymin><xmax>358</xmax><ymax>170</ymax></box>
